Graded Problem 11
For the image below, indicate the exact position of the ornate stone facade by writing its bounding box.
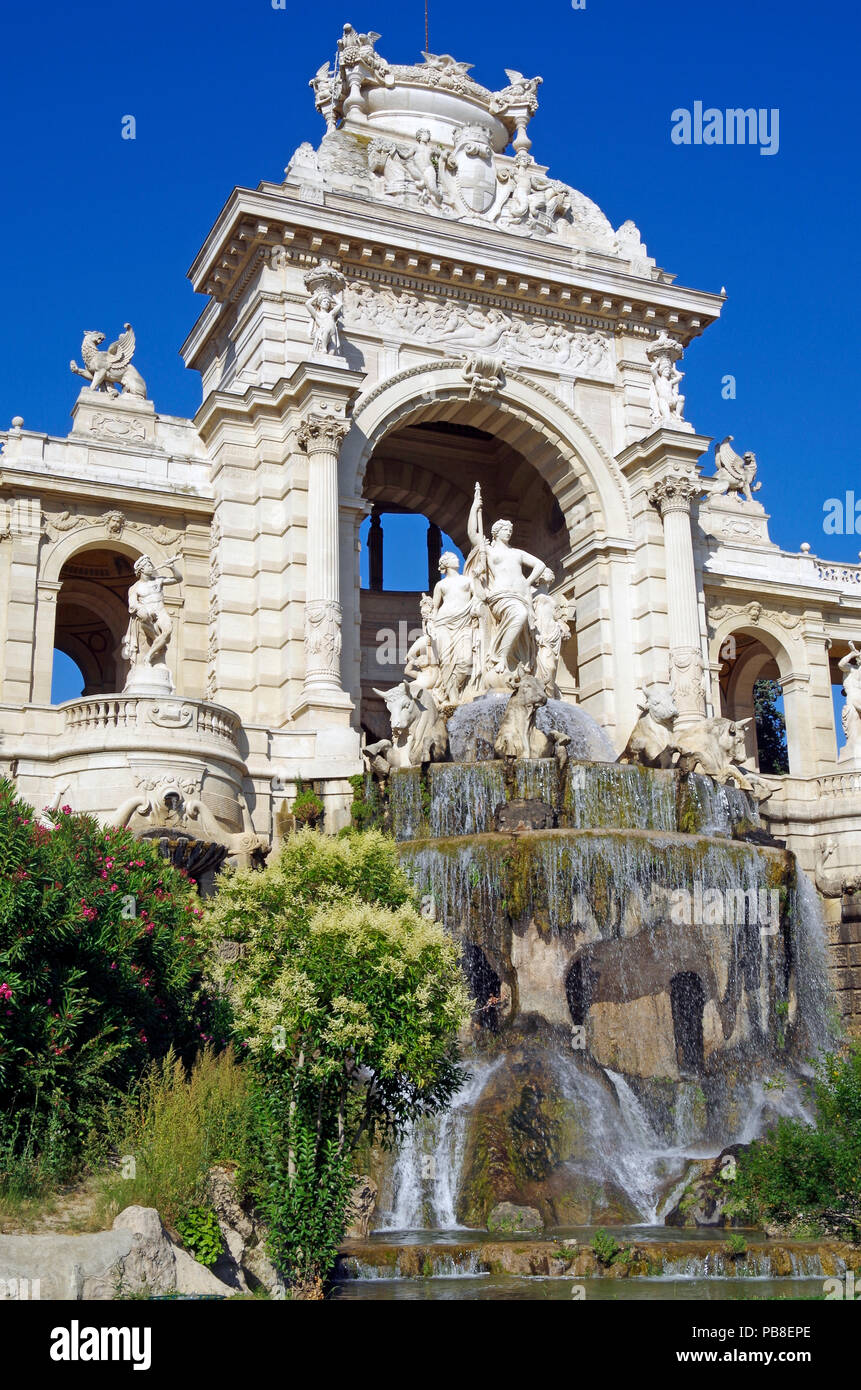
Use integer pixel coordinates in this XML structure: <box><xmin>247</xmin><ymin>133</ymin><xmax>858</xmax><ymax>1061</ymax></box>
<box><xmin>0</xmin><ymin>24</ymin><xmax>859</xmax><ymax>1027</ymax></box>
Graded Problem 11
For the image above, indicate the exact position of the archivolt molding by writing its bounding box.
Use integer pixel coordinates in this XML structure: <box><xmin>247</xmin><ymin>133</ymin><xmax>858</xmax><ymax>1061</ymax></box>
<box><xmin>39</xmin><ymin>508</ymin><xmax>185</xmax><ymax>584</ymax></box>
<box><xmin>706</xmin><ymin>599</ymin><xmax>803</xmax><ymax>671</ymax></box>
<box><xmin>39</xmin><ymin>523</ymin><xmax>176</xmax><ymax>587</ymax></box>
<box><xmin>345</xmin><ymin>359</ymin><xmax>631</xmax><ymax>543</ymax></box>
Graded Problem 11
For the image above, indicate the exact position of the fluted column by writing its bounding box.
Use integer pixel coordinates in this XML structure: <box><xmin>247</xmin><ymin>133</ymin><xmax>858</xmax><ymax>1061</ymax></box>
<box><xmin>649</xmin><ymin>471</ymin><xmax>707</xmax><ymax>726</ymax></box>
<box><xmin>297</xmin><ymin>413</ymin><xmax>352</xmax><ymax>715</ymax></box>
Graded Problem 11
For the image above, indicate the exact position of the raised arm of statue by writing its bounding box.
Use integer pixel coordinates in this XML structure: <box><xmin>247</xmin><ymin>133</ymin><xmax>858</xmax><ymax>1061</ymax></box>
<box><xmin>467</xmin><ymin>482</ymin><xmax>484</xmax><ymax>550</ymax></box>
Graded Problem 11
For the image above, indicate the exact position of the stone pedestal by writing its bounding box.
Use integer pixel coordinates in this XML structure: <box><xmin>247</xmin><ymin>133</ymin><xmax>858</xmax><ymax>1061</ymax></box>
<box><xmin>70</xmin><ymin>388</ymin><xmax>157</xmax><ymax>445</ymax></box>
<box><xmin>698</xmin><ymin>492</ymin><xmax>773</xmax><ymax>548</ymax></box>
<box><xmin>123</xmin><ymin>662</ymin><xmax>175</xmax><ymax>698</ymax></box>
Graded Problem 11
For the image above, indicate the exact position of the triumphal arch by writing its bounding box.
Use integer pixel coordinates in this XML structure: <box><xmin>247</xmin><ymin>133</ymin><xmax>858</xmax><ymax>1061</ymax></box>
<box><xmin>2</xmin><ymin>25</ymin><xmax>861</xmax><ymax>1011</ymax></box>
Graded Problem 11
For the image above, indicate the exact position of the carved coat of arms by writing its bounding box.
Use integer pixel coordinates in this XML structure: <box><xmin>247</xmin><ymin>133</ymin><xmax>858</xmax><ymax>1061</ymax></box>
<box><xmin>447</xmin><ymin>124</ymin><xmax>499</xmax><ymax>216</ymax></box>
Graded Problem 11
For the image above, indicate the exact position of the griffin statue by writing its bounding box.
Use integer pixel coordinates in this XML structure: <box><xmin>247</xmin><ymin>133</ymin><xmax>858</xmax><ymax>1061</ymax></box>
<box><xmin>70</xmin><ymin>324</ymin><xmax>147</xmax><ymax>399</ymax></box>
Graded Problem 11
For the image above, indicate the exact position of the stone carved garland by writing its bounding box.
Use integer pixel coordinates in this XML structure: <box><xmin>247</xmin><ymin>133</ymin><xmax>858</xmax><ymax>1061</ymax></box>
<box><xmin>304</xmin><ymin>600</ymin><xmax>343</xmax><ymax>678</ymax></box>
<box><xmin>343</xmin><ymin>281</ymin><xmax>612</xmax><ymax>375</ymax></box>
<box><xmin>42</xmin><ymin>507</ymin><xmax>182</xmax><ymax>548</ymax></box>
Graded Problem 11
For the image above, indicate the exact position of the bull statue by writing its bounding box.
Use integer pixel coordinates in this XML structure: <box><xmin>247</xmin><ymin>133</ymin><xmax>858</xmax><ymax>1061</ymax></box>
<box><xmin>619</xmin><ymin>686</ymin><xmax>679</xmax><ymax>768</ymax></box>
<box><xmin>672</xmin><ymin>715</ymin><xmax>755</xmax><ymax>790</ymax></box>
<box><xmin>494</xmin><ymin>668</ymin><xmax>570</xmax><ymax>765</ymax></box>
<box><xmin>364</xmin><ymin>681</ymin><xmax>448</xmax><ymax>776</ymax></box>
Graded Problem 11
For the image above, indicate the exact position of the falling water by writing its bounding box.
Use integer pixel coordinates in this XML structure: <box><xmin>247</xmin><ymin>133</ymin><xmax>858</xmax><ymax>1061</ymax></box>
<box><xmin>428</xmin><ymin>763</ymin><xmax>505</xmax><ymax>838</ymax></box>
<box><xmin>379</xmin><ymin>1061</ymin><xmax>502</xmax><ymax>1231</ymax></box>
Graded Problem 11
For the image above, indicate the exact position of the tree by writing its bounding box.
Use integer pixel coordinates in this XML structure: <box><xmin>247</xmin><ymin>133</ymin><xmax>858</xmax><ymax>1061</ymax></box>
<box><xmin>202</xmin><ymin>829</ymin><xmax>470</xmax><ymax>1295</ymax></box>
<box><xmin>753</xmin><ymin>678</ymin><xmax>789</xmax><ymax>774</ymax></box>
<box><xmin>0</xmin><ymin>780</ymin><xmax>218</xmax><ymax>1183</ymax></box>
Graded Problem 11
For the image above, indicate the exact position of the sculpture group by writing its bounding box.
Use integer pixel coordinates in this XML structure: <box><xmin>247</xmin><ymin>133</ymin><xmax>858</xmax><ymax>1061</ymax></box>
<box><xmin>366</xmin><ymin>483</ymin><xmax>572</xmax><ymax>772</ymax></box>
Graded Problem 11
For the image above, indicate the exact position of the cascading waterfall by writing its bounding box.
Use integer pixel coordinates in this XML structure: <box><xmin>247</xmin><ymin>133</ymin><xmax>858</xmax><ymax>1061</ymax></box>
<box><xmin>380</xmin><ymin>1061</ymin><xmax>503</xmax><ymax>1231</ymax></box>
<box><xmin>370</xmin><ymin>754</ymin><xmax>834</xmax><ymax>1234</ymax></box>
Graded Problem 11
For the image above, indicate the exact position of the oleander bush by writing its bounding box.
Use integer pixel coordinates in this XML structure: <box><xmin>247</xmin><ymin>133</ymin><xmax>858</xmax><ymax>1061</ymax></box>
<box><xmin>0</xmin><ymin>779</ymin><xmax>223</xmax><ymax>1191</ymax></box>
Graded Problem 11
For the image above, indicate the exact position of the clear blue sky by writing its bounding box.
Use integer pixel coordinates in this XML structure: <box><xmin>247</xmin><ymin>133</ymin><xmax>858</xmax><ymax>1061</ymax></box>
<box><xmin>3</xmin><ymin>0</ymin><xmax>858</xmax><ymax>596</ymax></box>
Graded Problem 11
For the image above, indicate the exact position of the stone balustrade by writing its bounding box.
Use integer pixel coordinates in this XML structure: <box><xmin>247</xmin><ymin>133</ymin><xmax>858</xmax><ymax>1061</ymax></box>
<box><xmin>62</xmin><ymin>695</ymin><xmax>242</xmax><ymax>754</ymax></box>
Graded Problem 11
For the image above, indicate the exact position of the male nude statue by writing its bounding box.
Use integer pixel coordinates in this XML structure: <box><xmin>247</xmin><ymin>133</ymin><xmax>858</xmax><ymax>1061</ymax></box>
<box><xmin>122</xmin><ymin>554</ymin><xmax>182</xmax><ymax>669</ymax></box>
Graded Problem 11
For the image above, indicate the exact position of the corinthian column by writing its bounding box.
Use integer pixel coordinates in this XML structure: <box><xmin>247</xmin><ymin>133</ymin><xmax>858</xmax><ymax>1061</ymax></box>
<box><xmin>649</xmin><ymin>470</ymin><xmax>707</xmax><ymax>727</ymax></box>
<box><xmin>296</xmin><ymin>412</ymin><xmax>352</xmax><ymax>718</ymax></box>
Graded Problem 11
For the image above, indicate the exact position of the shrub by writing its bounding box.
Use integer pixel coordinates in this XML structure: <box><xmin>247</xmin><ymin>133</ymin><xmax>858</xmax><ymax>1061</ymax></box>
<box><xmin>733</xmin><ymin>1043</ymin><xmax>861</xmax><ymax>1231</ymax></box>
<box><xmin>591</xmin><ymin>1228</ymin><xmax>621</xmax><ymax>1266</ymax></box>
<box><xmin>175</xmin><ymin>1205</ymin><xmax>224</xmax><ymax>1267</ymax></box>
<box><xmin>290</xmin><ymin>780</ymin><xmax>325</xmax><ymax>828</ymax></box>
<box><xmin>0</xmin><ymin>780</ymin><xmax>219</xmax><ymax>1183</ymax></box>
<box><xmin>203</xmin><ymin>829</ymin><xmax>470</xmax><ymax>1294</ymax></box>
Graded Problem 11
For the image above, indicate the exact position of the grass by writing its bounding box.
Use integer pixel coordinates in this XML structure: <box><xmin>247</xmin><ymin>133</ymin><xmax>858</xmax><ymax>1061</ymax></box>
<box><xmin>93</xmin><ymin>1045</ymin><xmax>250</xmax><ymax>1232</ymax></box>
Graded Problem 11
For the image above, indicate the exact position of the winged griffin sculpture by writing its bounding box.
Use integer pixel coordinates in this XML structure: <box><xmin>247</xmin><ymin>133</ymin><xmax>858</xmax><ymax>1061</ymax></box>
<box><xmin>70</xmin><ymin>324</ymin><xmax>147</xmax><ymax>399</ymax></box>
<box><xmin>710</xmin><ymin>436</ymin><xmax>761</xmax><ymax>503</ymax></box>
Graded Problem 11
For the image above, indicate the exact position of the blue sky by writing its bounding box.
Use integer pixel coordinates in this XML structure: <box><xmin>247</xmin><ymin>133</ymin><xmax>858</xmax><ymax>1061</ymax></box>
<box><xmin>3</xmin><ymin>0</ymin><xmax>858</xmax><ymax>692</ymax></box>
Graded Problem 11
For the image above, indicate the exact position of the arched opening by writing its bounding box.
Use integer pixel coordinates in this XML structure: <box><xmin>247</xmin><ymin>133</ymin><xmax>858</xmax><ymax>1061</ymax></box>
<box><xmin>358</xmin><ymin>415</ymin><xmax>579</xmax><ymax>740</ymax></box>
<box><xmin>670</xmin><ymin>971</ymin><xmax>705</xmax><ymax>1072</ymax></box>
<box><xmin>462</xmin><ymin>942</ymin><xmax>502</xmax><ymax>1033</ymax></box>
<box><xmin>50</xmin><ymin>549</ymin><xmax>135</xmax><ymax>700</ymax></box>
<box><xmin>717</xmin><ymin>630</ymin><xmax>789</xmax><ymax>773</ymax></box>
<box><xmin>51</xmin><ymin>651</ymin><xmax>85</xmax><ymax>703</ymax></box>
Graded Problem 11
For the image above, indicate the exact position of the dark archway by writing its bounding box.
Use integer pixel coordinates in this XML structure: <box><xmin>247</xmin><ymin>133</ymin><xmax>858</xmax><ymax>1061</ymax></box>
<box><xmin>670</xmin><ymin>972</ymin><xmax>706</xmax><ymax>1072</ymax></box>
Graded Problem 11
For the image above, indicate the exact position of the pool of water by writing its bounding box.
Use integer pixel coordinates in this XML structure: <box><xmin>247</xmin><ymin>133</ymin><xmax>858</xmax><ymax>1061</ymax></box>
<box><xmin>331</xmin><ymin>1274</ymin><xmax>824</xmax><ymax>1301</ymax></box>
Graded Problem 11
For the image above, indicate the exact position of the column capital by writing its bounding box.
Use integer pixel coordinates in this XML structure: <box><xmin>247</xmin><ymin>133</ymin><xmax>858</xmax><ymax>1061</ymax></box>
<box><xmin>649</xmin><ymin>469</ymin><xmax>703</xmax><ymax>518</ymax></box>
<box><xmin>297</xmin><ymin>413</ymin><xmax>351</xmax><ymax>456</ymax></box>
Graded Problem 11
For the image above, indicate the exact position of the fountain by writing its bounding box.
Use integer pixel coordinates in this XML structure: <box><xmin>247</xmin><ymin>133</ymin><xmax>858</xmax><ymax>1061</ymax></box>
<box><xmin>354</xmin><ymin>487</ymin><xmax>833</xmax><ymax>1254</ymax></box>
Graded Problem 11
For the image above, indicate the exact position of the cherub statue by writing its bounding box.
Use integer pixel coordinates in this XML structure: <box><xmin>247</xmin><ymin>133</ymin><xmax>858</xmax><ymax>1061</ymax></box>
<box><xmin>307</xmin><ymin>286</ymin><xmax>344</xmax><ymax>356</ymax></box>
<box><xmin>711</xmin><ymin>436</ymin><xmax>761</xmax><ymax>503</ymax></box>
<box><xmin>70</xmin><ymin>324</ymin><xmax>147</xmax><ymax>399</ymax></box>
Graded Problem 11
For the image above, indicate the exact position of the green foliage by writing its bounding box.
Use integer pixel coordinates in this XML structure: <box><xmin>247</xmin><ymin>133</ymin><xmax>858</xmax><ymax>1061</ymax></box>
<box><xmin>202</xmin><ymin>829</ymin><xmax>470</xmax><ymax>1291</ymax></box>
<box><xmin>591</xmin><ymin>1228</ymin><xmax>620</xmax><ymax>1265</ymax></box>
<box><xmin>725</xmin><ymin>1232</ymin><xmax>748</xmax><ymax>1257</ymax></box>
<box><xmin>97</xmin><ymin>1046</ymin><xmax>249</xmax><ymax>1229</ymax></box>
<box><xmin>753</xmin><ymin>679</ymin><xmax>789</xmax><ymax>775</ymax></box>
<box><xmin>291</xmin><ymin>779</ymin><xmax>325</xmax><ymax>828</ymax></box>
<box><xmin>176</xmin><ymin>1205</ymin><xmax>224</xmax><ymax>1267</ymax></box>
<box><xmin>733</xmin><ymin>1043</ymin><xmax>861</xmax><ymax>1230</ymax></box>
<box><xmin>347</xmin><ymin>775</ymin><xmax>383</xmax><ymax>831</ymax></box>
<box><xmin>0</xmin><ymin>781</ymin><xmax>220</xmax><ymax>1184</ymax></box>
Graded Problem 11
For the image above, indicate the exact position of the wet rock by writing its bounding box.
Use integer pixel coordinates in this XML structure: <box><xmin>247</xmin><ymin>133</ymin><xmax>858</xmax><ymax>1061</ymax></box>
<box><xmin>345</xmin><ymin>1176</ymin><xmax>378</xmax><ymax>1240</ymax></box>
<box><xmin>494</xmin><ymin>799</ymin><xmax>556</xmax><ymax>832</ymax></box>
<box><xmin>663</xmin><ymin>1145</ymin><xmax>747</xmax><ymax>1227</ymax></box>
<box><xmin>487</xmin><ymin>1201</ymin><xmax>544</xmax><ymax>1234</ymax></box>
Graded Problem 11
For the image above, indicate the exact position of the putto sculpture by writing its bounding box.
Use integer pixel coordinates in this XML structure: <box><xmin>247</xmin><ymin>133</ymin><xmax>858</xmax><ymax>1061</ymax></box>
<box><xmin>646</xmin><ymin>331</ymin><xmax>685</xmax><ymax>426</ymax></box>
<box><xmin>304</xmin><ymin>259</ymin><xmax>346</xmax><ymax>357</ymax></box>
<box><xmin>70</xmin><ymin>324</ymin><xmax>147</xmax><ymax>399</ymax></box>
<box><xmin>121</xmin><ymin>554</ymin><xmax>182</xmax><ymax>695</ymax></box>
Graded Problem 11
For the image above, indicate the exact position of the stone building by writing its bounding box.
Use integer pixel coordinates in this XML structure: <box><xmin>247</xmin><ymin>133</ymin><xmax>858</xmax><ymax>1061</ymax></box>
<box><xmin>1</xmin><ymin>26</ymin><xmax>860</xmax><ymax>1016</ymax></box>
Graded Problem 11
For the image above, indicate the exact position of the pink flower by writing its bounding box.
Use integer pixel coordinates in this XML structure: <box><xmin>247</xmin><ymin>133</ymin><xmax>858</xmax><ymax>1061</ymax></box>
<box><xmin>109</xmin><ymin>884</ymin><xmax>118</xmax><ymax>893</ymax></box>
<box><xmin>61</xmin><ymin>805</ymin><xmax>72</xmax><ymax>815</ymax></box>
<box><xmin>0</xmin><ymin>983</ymin><xmax>12</xmax><ymax>1002</ymax></box>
